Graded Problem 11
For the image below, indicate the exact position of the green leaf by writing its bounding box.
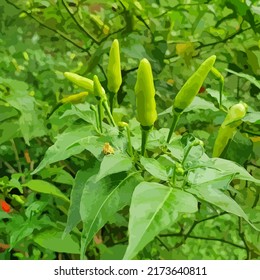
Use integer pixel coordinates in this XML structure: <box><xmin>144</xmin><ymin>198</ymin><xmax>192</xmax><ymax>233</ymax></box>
<box><xmin>0</xmin><ymin>105</ymin><xmax>18</xmax><ymax>122</ymax></box>
<box><xmin>39</xmin><ymin>167</ymin><xmax>75</xmax><ymax>185</ymax></box>
<box><xmin>64</xmin><ymin>162</ymin><xmax>100</xmax><ymax>236</ymax></box>
<box><xmin>187</xmin><ymin>182</ymin><xmax>259</xmax><ymax>230</ymax></box>
<box><xmin>140</xmin><ymin>157</ymin><xmax>168</xmax><ymax>181</ymax></box>
<box><xmin>95</xmin><ymin>153</ymin><xmax>133</xmax><ymax>181</ymax></box>
<box><xmin>243</xmin><ymin>112</ymin><xmax>260</xmax><ymax>124</ymax></box>
<box><xmin>159</xmin><ymin>96</ymin><xmax>218</xmax><ymax>116</ymax></box>
<box><xmin>60</xmin><ymin>103</ymin><xmax>95</xmax><ymax>124</ymax></box>
<box><xmin>226</xmin><ymin>69</ymin><xmax>260</xmax><ymax>89</ymax></box>
<box><xmin>0</xmin><ymin>120</ymin><xmax>20</xmax><ymax>145</ymax></box>
<box><xmin>123</xmin><ymin>182</ymin><xmax>197</xmax><ymax>260</ymax></box>
<box><xmin>211</xmin><ymin>158</ymin><xmax>260</xmax><ymax>185</ymax></box>
<box><xmin>225</xmin><ymin>132</ymin><xmax>253</xmax><ymax>165</ymax></box>
<box><xmin>80</xmin><ymin>172</ymin><xmax>142</xmax><ymax>259</ymax></box>
<box><xmin>0</xmin><ymin>78</ymin><xmax>46</xmax><ymax>145</ymax></box>
<box><xmin>34</xmin><ymin>230</ymin><xmax>80</xmax><ymax>254</ymax></box>
<box><xmin>23</xmin><ymin>180</ymin><xmax>69</xmax><ymax>203</ymax></box>
<box><xmin>31</xmin><ymin>126</ymin><xmax>94</xmax><ymax>174</ymax></box>
<box><xmin>188</xmin><ymin>168</ymin><xmax>234</xmax><ymax>186</ymax></box>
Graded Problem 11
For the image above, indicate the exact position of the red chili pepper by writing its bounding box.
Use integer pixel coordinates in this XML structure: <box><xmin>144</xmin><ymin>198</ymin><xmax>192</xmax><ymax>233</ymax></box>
<box><xmin>0</xmin><ymin>200</ymin><xmax>11</xmax><ymax>213</ymax></box>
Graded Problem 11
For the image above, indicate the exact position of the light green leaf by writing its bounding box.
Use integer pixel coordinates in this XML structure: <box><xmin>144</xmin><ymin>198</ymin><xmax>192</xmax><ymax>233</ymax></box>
<box><xmin>188</xmin><ymin>168</ymin><xmax>235</xmax><ymax>186</ymax></box>
<box><xmin>34</xmin><ymin>230</ymin><xmax>80</xmax><ymax>254</ymax></box>
<box><xmin>211</xmin><ymin>158</ymin><xmax>260</xmax><ymax>184</ymax></box>
<box><xmin>123</xmin><ymin>182</ymin><xmax>197</xmax><ymax>260</ymax></box>
<box><xmin>31</xmin><ymin>127</ymin><xmax>94</xmax><ymax>174</ymax></box>
<box><xmin>95</xmin><ymin>153</ymin><xmax>133</xmax><ymax>181</ymax></box>
<box><xmin>159</xmin><ymin>96</ymin><xmax>218</xmax><ymax>116</ymax></box>
<box><xmin>187</xmin><ymin>182</ymin><xmax>259</xmax><ymax>230</ymax></box>
<box><xmin>64</xmin><ymin>162</ymin><xmax>100</xmax><ymax>237</ymax></box>
<box><xmin>140</xmin><ymin>157</ymin><xmax>168</xmax><ymax>181</ymax></box>
<box><xmin>226</xmin><ymin>69</ymin><xmax>260</xmax><ymax>89</ymax></box>
<box><xmin>0</xmin><ymin>120</ymin><xmax>20</xmax><ymax>145</ymax></box>
<box><xmin>80</xmin><ymin>172</ymin><xmax>142</xmax><ymax>259</ymax></box>
<box><xmin>0</xmin><ymin>105</ymin><xmax>18</xmax><ymax>122</ymax></box>
<box><xmin>23</xmin><ymin>180</ymin><xmax>69</xmax><ymax>203</ymax></box>
<box><xmin>243</xmin><ymin>112</ymin><xmax>260</xmax><ymax>124</ymax></box>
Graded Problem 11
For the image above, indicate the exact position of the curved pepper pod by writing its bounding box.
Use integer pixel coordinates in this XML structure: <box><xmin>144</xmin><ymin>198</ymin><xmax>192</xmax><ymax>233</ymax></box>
<box><xmin>60</xmin><ymin>91</ymin><xmax>89</xmax><ymax>104</ymax></box>
<box><xmin>93</xmin><ymin>75</ymin><xmax>107</xmax><ymax>101</ymax></box>
<box><xmin>107</xmin><ymin>39</ymin><xmax>122</xmax><ymax>94</ymax></box>
<box><xmin>64</xmin><ymin>72</ymin><xmax>94</xmax><ymax>93</ymax></box>
<box><xmin>173</xmin><ymin>55</ymin><xmax>216</xmax><ymax>113</ymax></box>
<box><xmin>213</xmin><ymin>103</ymin><xmax>247</xmax><ymax>157</ymax></box>
<box><xmin>135</xmin><ymin>58</ymin><xmax>157</xmax><ymax>127</ymax></box>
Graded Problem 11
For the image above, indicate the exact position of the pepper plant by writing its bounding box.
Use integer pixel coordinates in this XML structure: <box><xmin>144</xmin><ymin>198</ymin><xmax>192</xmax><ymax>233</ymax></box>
<box><xmin>25</xmin><ymin>40</ymin><xmax>260</xmax><ymax>260</ymax></box>
<box><xmin>1</xmin><ymin>0</ymin><xmax>260</xmax><ymax>260</ymax></box>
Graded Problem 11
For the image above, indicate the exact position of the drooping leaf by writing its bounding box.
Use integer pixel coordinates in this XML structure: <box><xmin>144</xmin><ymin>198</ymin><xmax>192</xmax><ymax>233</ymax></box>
<box><xmin>187</xmin><ymin>182</ymin><xmax>259</xmax><ymax>230</ymax></box>
<box><xmin>95</xmin><ymin>153</ymin><xmax>133</xmax><ymax>181</ymax></box>
<box><xmin>226</xmin><ymin>69</ymin><xmax>260</xmax><ymax>89</ymax></box>
<box><xmin>80</xmin><ymin>172</ymin><xmax>142</xmax><ymax>259</ymax></box>
<box><xmin>140</xmin><ymin>157</ymin><xmax>169</xmax><ymax>181</ymax></box>
<box><xmin>34</xmin><ymin>230</ymin><xmax>80</xmax><ymax>254</ymax></box>
<box><xmin>123</xmin><ymin>182</ymin><xmax>197</xmax><ymax>260</ymax></box>
<box><xmin>23</xmin><ymin>180</ymin><xmax>69</xmax><ymax>203</ymax></box>
<box><xmin>31</xmin><ymin>126</ymin><xmax>94</xmax><ymax>174</ymax></box>
<box><xmin>64</xmin><ymin>161</ymin><xmax>100</xmax><ymax>236</ymax></box>
<box><xmin>211</xmin><ymin>158</ymin><xmax>260</xmax><ymax>185</ymax></box>
<box><xmin>243</xmin><ymin>112</ymin><xmax>260</xmax><ymax>124</ymax></box>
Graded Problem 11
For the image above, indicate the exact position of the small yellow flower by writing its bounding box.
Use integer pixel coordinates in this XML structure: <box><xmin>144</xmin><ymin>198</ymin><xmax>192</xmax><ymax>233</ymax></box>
<box><xmin>102</xmin><ymin>142</ymin><xmax>114</xmax><ymax>155</ymax></box>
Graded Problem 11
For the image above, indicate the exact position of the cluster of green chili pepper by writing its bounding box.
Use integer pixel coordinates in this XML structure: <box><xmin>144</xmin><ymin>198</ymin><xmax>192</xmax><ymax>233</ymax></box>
<box><xmin>60</xmin><ymin>38</ymin><xmax>246</xmax><ymax>160</ymax></box>
<box><xmin>61</xmin><ymin>39</ymin><xmax>121</xmax><ymax>131</ymax></box>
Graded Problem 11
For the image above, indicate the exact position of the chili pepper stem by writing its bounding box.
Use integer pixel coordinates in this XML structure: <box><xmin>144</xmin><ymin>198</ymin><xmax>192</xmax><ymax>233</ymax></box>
<box><xmin>182</xmin><ymin>145</ymin><xmax>193</xmax><ymax>165</ymax></box>
<box><xmin>141</xmin><ymin>126</ymin><xmax>151</xmax><ymax>156</ymax></box>
<box><xmin>103</xmin><ymin>100</ymin><xmax>116</xmax><ymax>127</ymax></box>
<box><xmin>167</xmin><ymin>112</ymin><xmax>181</xmax><ymax>143</ymax></box>
<box><xmin>97</xmin><ymin>101</ymin><xmax>103</xmax><ymax>133</ymax></box>
<box><xmin>109</xmin><ymin>91</ymin><xmax>118</xmax><ymax>115</ymax></box>
<box><xmin>126</xmin><ymin>125</ymin><xmax>134</xmax><ymax>158</ymax></box>
<box><xmin>172</xmin><ymin>164</ymin><xmax>176</xmax><ymax>186</ymax></box>
<box><xmin>219</xmin><ymin>79</ymin><xmax>224</xmax><ymax>109</ymax></box>
<box><xmin>90</xmin><ymin>105</ymin><xmax>101</xmax><ymax>134</ymax></box>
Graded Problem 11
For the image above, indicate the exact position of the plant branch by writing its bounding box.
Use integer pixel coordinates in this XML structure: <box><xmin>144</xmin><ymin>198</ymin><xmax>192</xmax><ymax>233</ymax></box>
<box><xmin>61</xmin><ymin>0</ymin><xmax>99</xmax><ymax>44</ymax></box>
<box><xmin>238</xmin><ymin>217</ymin><xmax>251</xmax><ymax>259</ymax></box>
<box><xmin>187</xmin><ymin>235</ymin><xmax>246</xmax><ymax>250</ymax></box>
<box><xmin>5</xmin><ymin>0</ymin><xmax>89</xmax><ymax>52</ymax></box>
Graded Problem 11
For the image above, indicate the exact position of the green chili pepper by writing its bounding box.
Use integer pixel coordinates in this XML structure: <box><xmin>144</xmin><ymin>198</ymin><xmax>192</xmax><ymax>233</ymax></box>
<box><xmin>173</xmin><ymin>55</ymin><xmax>216</xmax><ymax>113</ymax></box>
<box><xmin>213</xmin><ymin>102</ymin><xmax>247</xmax><ymax>157</ymax></box>
<box><xmin>60</xmin><ymin>91</ymin><xmax>89</xmax><ymax>104</ymax></box>
<box><xmin>107</xmin><ymin>39</ymin><xmax>122</xmax><ymax>94</ymax></box>
<box><xmin>167</xmin><ymin>55</ymin><xmax>216</xmax><ymax>143</ymax></box>
<box><xmin>47</xmin><ymin>91</ymin><xmax>89</xmax><ymax>119</ymax></box>
<box><xmin>64</xmin><ymin>72</ymin><xmax>94</xmax><ymax>93</ymax></box>
<box><xmin>93</xmin><ymin>75</ymin><xmax>107</xmax><ymax>101</ymax></box>
<box><xmin>135</xmin><ymin>58</ymin><xmax>157</xmax><ymax>127</ymax></box>
<box><xmin>135</xmin><ymin>58</ymin><xmax>157</xmax><ymax>156</ymax></box>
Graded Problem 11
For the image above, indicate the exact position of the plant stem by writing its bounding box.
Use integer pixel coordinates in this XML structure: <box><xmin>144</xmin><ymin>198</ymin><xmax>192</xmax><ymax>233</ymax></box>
<box><xmin>97</xmin><ymin>100</ymin><xmax>103</xmax><ymax>133</ymax></box>
<box><xmin>171</xmin><ymin>164</ymin><xmax>176</xmax><ymax>186</ymax></box>
<box><xmin>103</xmin><ymin>100</ymin><xmax>116</xmax><ymax>127</ymax></box>
<box><xmin>126</xmin><ymin>125</ymin><xmax>134</xmax><ymax>158</ymax></box>
<box><xmin>182</xmin><ymin>145</ymin><xmax>193</xmax><ymax>165</ymax></box>
<box><xmin>90</xmin><ymin>105</ymin><xmax>101</xmax><ymax>134</ymax></box>
<box><xmin>109</xmin><ymin>91</ymin><xmax>118</xmax><ymax>115</ymax></box>
<box><xmin>141</xmin><ymin>126</ymin><xmax>151</xmax><ymax>156</ymax></box>
<box><xmin>167</xmin><ymin>112</ymin><xmax>180</xmax><ymax>143</ymax></box>
<box><xmin>219</xmin><ymin>78</ymin><xmax>224</xmax><ymax>108</ymax></box>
